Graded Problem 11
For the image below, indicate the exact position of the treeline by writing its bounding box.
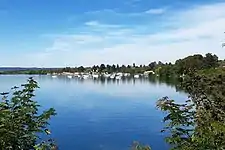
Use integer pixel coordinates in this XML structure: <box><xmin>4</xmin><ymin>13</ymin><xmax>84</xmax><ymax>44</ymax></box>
<box><xmin>0</xmin><ymin>68</ymin><xmax>57</xmax><ymax>75</ymax></box>
<box><xmin>0</xmin><ymin>53</ymin><xmax>224</xmax><ymax>77</ymax></box>
<box><xmin>0</xmin><ymin>70</ymin><xmax>50</xmax><ymax>75</ymax></box>
<box><xmin>58</xmin><ymin>63</ymin><xmax>162</xmax><ymax>74</ymax></box>
<box><xmin>56</xmin><ymin>53</ymin><xmax>223</xmax><ymax>76</ymax></box>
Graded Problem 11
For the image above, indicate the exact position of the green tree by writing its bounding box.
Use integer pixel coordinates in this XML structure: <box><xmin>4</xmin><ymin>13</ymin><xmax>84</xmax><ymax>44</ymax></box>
<box><xmin>158</xmin><ymin>64</ymin><xmax>175</xmax><ymax>77</ymax></box>
<box><xmin>157</xmin><ymin>70</ymin><xmax>225</xmax><ymax>150</ymax></box>
<box><xmin>121</xmin><ymin>65</ymin><xmax>126</xmax><ymax>73</ymax></box>
<box><xmin>157</xmin><ymin>61</ymin><xmax>164</xmax><ymax>66</ymax></box>
<box><xmin>99</xmin><ymin>64</ymin><xmax>106</xmax><ymax>72</ymax></box>
<box><xmin>92</xmin><ymin>65</ymin><xmax>97</xmax><ymax>72</ymax></box>
<box><xmin>175</xmin><ymin>54</ymin><xmax>205</xmax><ymax>75</ymax></box>
<box><xmin>62</xmin><ymin>67</ymin><xmax>71</xmax><ymax>72</ymax></box>
<box><xmin>77</xmin><ymin>66</ymin><xmax>85</xmax><ymax>72</ymax></box>
<box><xmin>116</xmin><ymin>64</ymin><xmax>120</xmax><ymax>72</ymax></box>
<box><xmin>0</xmin><ymin>77</ymin><xmax>56</xmax><ymax>150</ymax></box>
<box><xmin>106</xmin><ymin>64</ymin><xmax>111</xmax><ymax>73</ymax></box>
<box><xmin>203</xmin><ymin>53</ymin><xmax>219</xmax><ymax>69</ymax></box>
<box><xmin>148</xmin><ymin>62</ymin><xmax>157</xmax><ymax>70</ymax></box>
<box><xmin>111</xmin><ymin>64</ymin><xmax>116</xmax><ymax>72</ymax></box>
<box><xmin>135</xmin><ymin>68</ymin><xmax>225</xmax><ymax>150</ymax></box>
<box><xmin>127</xmin><ymin>65</ymin><xmax>131</xmax><ymax>68</ymax></box>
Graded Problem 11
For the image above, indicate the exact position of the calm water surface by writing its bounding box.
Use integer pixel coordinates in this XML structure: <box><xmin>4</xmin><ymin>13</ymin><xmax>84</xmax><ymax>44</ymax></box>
<box><xmin>0</xmin><ymin>75</ymin><xmax>187</xmax><ymax>150</ymax></box>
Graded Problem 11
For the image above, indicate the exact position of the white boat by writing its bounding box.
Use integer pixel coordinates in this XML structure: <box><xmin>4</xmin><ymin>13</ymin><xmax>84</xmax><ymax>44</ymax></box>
<box><xmin>110</xmin><ymin>74</ymin><xmax>115</xmax><ymax>79</ymax></box>
<box><xmin>134</xmin><ymin>74</ymin><xmax>139</xmax><ymax>78</ymax></box>
<box><xmin>67</xmin><ymin>75</ymin><xmax>73</xmax><ymax>79</ymax></box>
<box><xmin>116</xmin><ymin>72</ymin><xmax>123</xmax><ymax>76</ymax></box>
<box><xmin>92</xmin><ymin>74</ymin><xmax>99</xmax><ymax>78</ymax></box>
<box><xmin>82</xmin><ymin>75</ymin><xmax>89</xmax><ymax>79</ymax></box>
<box><xmin>123</xmin><ymin>73</ymin><xmax>130</xmax><ymax>77</ymax></box>
<box><xmin>116</xmin><ymin>76</ymin><xmax>121</xmax><ymax>80</ymax></box>
<box><xmin>74</xmin><ymin>74</ymin><xmax>79</xmax><ymax>77</ymax></box>
<box><xmin>74</xmin><ymin>72</ymin><xmax>79</xmax><ymax>77</ymax></box>
<box><xmin>52</xmin><ymin>75</ymin><xmax>57</xmax><ymax>78</ymax></box>
<box><xmin>104</xmin><ymin>74</ymin><xmax>111</xmax><ymax>78</ymax></box>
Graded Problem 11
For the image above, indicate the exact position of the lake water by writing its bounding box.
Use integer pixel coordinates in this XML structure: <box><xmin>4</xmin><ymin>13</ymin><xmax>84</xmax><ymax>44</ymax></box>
<box><xmin>0</xmin><ymin>75</ymin><xmax>187</xmax><ymax>150</ymax></box>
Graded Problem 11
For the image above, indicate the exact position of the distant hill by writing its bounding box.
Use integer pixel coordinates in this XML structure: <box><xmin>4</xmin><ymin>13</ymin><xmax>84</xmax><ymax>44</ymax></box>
<box><xmin>0</xmin><ymin>67</ymin><xmax>59</xmax><ymax>72</ymax></box>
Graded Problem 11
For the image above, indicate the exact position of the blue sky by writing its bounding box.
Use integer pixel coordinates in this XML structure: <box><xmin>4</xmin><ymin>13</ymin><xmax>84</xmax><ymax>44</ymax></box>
<box><xmin>0</xmin><ymin>0</ymin><xmax>225</xmax><ymax>67</ymax></box>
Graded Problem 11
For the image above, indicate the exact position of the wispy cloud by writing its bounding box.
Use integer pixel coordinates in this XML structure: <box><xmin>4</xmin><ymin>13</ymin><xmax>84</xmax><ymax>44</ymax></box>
<box><xmin>85</xmin><ymin>20</ymin><xmax>100</xmax><ymax>26</ymax></box>
<box><xmin>145</xmin><ymin>8</ymin><xmax>167</xmax><ymax>15</ymax></box>
<box><xmin>82</xmin><ymin>8</ymin><xmax>162</xmax><ymax>24</ymax></box>
<box><xmin>84</xmin><ymin>20</ymin><xmax>122</xmax><ymax>29</ymax></box>
<box><xmin>3</xmin><ymin>2</ymin><xmax>225</xmax><ymax>67</ymax></box>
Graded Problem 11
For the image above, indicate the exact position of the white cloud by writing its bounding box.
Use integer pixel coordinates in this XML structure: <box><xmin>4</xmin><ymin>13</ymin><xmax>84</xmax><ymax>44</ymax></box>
<box><xmin>145</xmin><ymin>8</ymin><xmax>166</xmax><ymax>14</ymax></box>
<box><xmin>2</xmin><ymin>2</ymin><xmax>225</xmax><ymax>67</ymax></box>
<box><xmin>85</xmin><ymin>20</ymin><xmax>100</xmax><ymax>26</ymax></box>
<box><xmin>84</xmin><ymin>20</ymin><xmax>122</xmax><ymax>29</ymax></box>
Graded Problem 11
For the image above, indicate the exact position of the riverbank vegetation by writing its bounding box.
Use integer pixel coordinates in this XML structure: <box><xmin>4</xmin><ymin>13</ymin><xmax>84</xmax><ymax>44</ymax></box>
<box><xmin>157</xmin><ymin>69</ymin><xmax>225</xmax><ymax>150</ymax></box>
<box><xmin>137</xmin><ymin>57</ymin><xmax>225</xmax><ymax>149</ymax></box>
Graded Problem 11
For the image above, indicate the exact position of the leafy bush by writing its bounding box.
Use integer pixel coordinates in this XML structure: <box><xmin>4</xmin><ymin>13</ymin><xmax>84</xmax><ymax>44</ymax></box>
<box><xmin>0</xmin><ymin>77</ymin><xmax>57</xmax><ymax>150</ymax></box>
<box><xmin>156</xmin><ymin>71</ymin><xmax>225</xmax><ymax>150</ymax></box>
<box><xmin>135</xmin><ymin>69</ymin><xmax>225</xmax><ymax>150</ymax></box>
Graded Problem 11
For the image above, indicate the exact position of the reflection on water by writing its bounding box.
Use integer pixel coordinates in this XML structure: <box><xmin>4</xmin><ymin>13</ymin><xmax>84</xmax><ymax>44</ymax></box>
<box><xmin>0</xmin><ymin>75</ymin><xmax>187</xmax><ymax>150</ymax></box>
<box><xmin>45</xmin><ymin>75</ymin><xmax>179</xmax><ymax>86</ymax></box>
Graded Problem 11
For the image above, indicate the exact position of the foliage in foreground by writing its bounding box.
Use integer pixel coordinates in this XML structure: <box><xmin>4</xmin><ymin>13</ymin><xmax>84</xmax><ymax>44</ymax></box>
<box><xmin>0</xmin><ymin>77</ymin><xmax>57</xmax><ymax>150</ymax></box>
<box><xmin>137</xmin><ymin>69</ymin><xmax>225</xmax><ymax>150</ymax></box>
<box><xmin>131</xmin><ymin>142</ymin><xmax>151</xmax><ymax>150</ymax></box>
